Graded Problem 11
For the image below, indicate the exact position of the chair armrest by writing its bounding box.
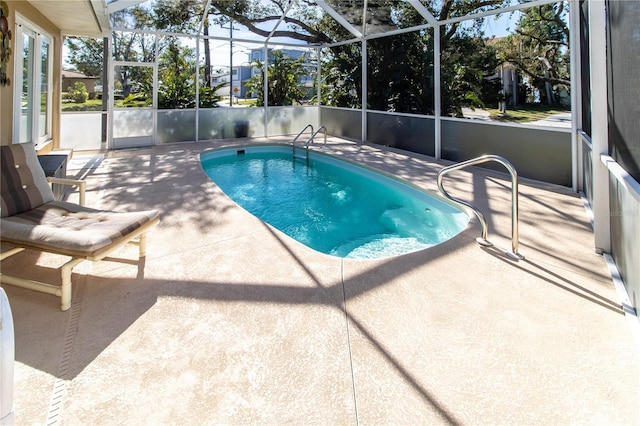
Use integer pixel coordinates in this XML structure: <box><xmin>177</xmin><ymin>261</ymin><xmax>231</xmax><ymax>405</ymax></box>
<box><xmin>47</xmin><ymin>177</ymin><xmax>87</xmax><ymax>206</ymax></box>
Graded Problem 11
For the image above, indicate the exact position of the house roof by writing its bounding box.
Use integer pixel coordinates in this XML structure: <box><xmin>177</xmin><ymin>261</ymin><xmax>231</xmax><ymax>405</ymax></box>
<box><xmin>62</xmin><ymin>70</ymin><xmax>99</xmax><ymax>79</ymax></box>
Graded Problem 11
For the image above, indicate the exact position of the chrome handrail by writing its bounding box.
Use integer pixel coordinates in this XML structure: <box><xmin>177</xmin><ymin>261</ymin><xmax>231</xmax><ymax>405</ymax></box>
<box><xmin>437</xmin><ymin>155</ymin><xmax>524</xmax><ymax>260</ymax></box>
<box><xmin>294</xmin><ymin>126</ymin><xmax>327</xmax><ymax>164</ymax></box>
<box><xmin>292</xmin><ymin>124</ymin><xmax>314</xmax><ymax>158</ymax></box>
<box><xmin>305</xmin><ymin>125</ymin><xmax>327</xmax><ymax>148</ymax></box>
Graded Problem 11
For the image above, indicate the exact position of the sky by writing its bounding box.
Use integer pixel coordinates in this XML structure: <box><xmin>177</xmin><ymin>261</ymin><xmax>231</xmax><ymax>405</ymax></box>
<box><xmin>482</xmin><ymin>10</ymin><xmax>521</xmax><ymax>38</ymax></box>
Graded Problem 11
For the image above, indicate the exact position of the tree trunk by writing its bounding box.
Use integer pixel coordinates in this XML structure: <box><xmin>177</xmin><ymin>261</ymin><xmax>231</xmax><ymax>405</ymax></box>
<box><xmin>203</xmin><ymin>25</ymin><xmax>211</xmax><ymax>87</ymax></box>
<box><xmin>544</xmin><ymin>71</ymin><xmax>554</xmax><ymax>105</ymax></box>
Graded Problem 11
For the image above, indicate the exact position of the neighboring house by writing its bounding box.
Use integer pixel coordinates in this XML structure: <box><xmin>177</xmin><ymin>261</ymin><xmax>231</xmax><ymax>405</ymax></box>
<box><xmin>496</xmin><ymin>61</ymin><xmax>521</xmax><ymax>106</ymax></box>
<box><xmin>485</xmin><ymin>37</ymin><xmax>522</xmax><ymax>106</ymax></box>
<box><xmin>210</xmin><ymin>65</ymin><xmax>252</xmax><ymax>99</ymax></box>
<box><xmin>244</xmin><ymin>47</ymin><xmax>314</xmax><ymax>99</ymax></box>
<box><xmin>249</xmin><ymin>47</ymin><xmax>307</xmax><ymax>63</ymax></box>
<box><xmin>209</xmin><ymin>47</ymin><xmax>313</xmax><ymax>100</ymax></box>
<box><xmin>62</xmin><ymin>70</ymin><xmax>100</xmax><ymax>96</ymax></box>
<box><xmin>232</xmin><ymin>65</ymin><xmax>253</xmax><ymax>99</ymax></box>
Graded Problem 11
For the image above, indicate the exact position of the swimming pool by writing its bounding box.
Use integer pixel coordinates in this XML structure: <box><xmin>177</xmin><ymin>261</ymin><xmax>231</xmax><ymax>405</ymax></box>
<box><xmin>200</xmin><ymin>145</ymin><xmax>469</xmax><ymax>259</ymax></box>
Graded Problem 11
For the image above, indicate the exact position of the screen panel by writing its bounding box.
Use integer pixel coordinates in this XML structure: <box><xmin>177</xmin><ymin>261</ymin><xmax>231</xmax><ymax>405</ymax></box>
<box><xmin>607</xmin><ymin>0</ymin><xmax>640</xmax><ymax>182</ymax></box>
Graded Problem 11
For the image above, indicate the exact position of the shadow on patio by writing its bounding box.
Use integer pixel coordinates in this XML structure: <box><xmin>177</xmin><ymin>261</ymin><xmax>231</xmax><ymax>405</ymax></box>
<box><xmin>3</xmin><ymin>138</ymin><xmax>638</xmax><ymax>424</ymax></box>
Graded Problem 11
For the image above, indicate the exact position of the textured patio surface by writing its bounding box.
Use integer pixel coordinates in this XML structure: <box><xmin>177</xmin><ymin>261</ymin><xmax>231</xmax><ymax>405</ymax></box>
<box><xmin>3</xmin><ymin>137</ymin><xmax>639</xmax><ymax>425</ymax></box>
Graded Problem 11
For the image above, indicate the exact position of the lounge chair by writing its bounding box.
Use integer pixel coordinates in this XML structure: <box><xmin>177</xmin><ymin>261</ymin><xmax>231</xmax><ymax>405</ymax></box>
<box><xmin>1</xmin><ymin>143</ymin><xmax>160</xmax><ymax>311</ymax></box>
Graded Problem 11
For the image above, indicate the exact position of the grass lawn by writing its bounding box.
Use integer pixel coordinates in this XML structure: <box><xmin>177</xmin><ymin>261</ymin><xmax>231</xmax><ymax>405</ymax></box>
<box><xmin>61</xmin><ymin>99</ymin><xmax>105</xmax><ymax>112</ymax></box>
<box><xmin>62</xmin><ymin>98</ymin><xmax>257</xmax><ymax>111</ymax></box>
<box><xmin>487</xmin><ymin>104</ymin><xmax>570</xmax><ymax>123</ymax></box>
<box><xmin>235</xmin><ymin>98</ymin><xmax>257</xmax><ymax>106</ymax></box>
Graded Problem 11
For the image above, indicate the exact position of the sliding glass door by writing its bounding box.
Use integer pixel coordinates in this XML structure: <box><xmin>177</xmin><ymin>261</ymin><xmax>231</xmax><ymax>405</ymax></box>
<box><xmin>13</xmin><ymin>15</ymin><xmax>52</xmax><ymax>147</ymax></box>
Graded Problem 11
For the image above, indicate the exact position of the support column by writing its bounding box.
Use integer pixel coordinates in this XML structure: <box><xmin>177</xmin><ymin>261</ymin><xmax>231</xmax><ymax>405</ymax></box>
<box><xmin>434</xmin><ymin>25</ymin><xmax>441</xmax><ymax>160</ymax></box>
<box><xmin>263</xmin><ymin>45</ymin><xmax>269</xmax><ymax>136</ymax></box>
<box><xmin>317</xmin><ymin>47</ymin><xmax>321</xmax><ymax>126</ymax></box>
<box><xmin>569</xmin><ymin>0</ymin><xmax>580</xmax><ymax>192</ymax></box>
<box><xmin>588</xmin><ymin>0</ymin><xmax>610</xmax><ymax>253</ymax></box>
<box><xmin>361</xmin><ymin>39</ymin><xmax>367</xmax><ymax>142</ymax></box>
<box><xmin>102</xmin><ymin>37</ymin><xmax>109</xmax><ymax>149</ymax></box>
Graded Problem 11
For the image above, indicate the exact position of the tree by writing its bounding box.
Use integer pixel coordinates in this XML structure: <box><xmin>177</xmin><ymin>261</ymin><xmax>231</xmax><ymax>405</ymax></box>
<box><xmin>66</xmin><ymin>2</ymin><xmax>193</xmax><ymax>98</ymax></box>
<box><xmin>158</xmin><ymin>40</ymin><xmax>196</xmax><ymax>109</ymax></box>
<box><xmin>367</xmin><ymin>31</ymin><xmax>434</xmax><ymax>114</ymax></box>
<box><xmin>317</xmin><ymin>44</ymin><xmax>361</xmax><ymax>108</ymax></box>
<box><xmin>67</xmin><ymin>81</ymin><xmax>88</xmax><ymax>103</ymax></box>
<box><xmin>246</xmin><ymin>50</ymin><xmax>306</xmax><ymax>106</ymax></box>
<box><xmin>435</xmin><ymin>1</ymin><xmax>506</xmax><ymax>116</ymax></box>
<box><xmin>66</xmin><ymin>0</ymin><xmax>553</xmax><ymax>114</ymax></box>
<box><xmin>65</xmin><ymin>37</ymin><xmax>103</xmax><ymax>77</ymax></box>
<box><xmin>440</xmin><ymin>34</ymin><xmax>502</xmax><ymax>116</ymax></box>
<box><xmin>212</xmin><ymin>0</ymin><xmax>509</xmax><ymax>113</ymax></box>
<box><xmin>157</xmin><ymin>38</ymin><xmax>225</xmax><ymax>109</ymax></box>
<box><xmin>210</xmin><ymin>0</ymin><xmax>332</xmax><ymax>44</ymax></box>
<box><xmin>315</xmin><ymin>0</ymin><xmax>509</xmax><ymax>112</ymax></box>
<box><xmin>494</xmin><ymin>2</ymin><xmax>570</xmax><ymax>105</ymax></box>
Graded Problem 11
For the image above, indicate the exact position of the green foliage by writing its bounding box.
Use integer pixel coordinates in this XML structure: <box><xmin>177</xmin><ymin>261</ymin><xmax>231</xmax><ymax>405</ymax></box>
<box><xmin>316</xmin><ymin>1</ymin><xmax>506</xmax><ymax>113</ymax></box>
<box><xmin>493</xmin><ymin>2</ymin><xmax>570</xmax><ymax>105</ymax></box>
<box><xmin>68</xmin><ymin>81</ymin><xmax>88</xmax><ymax>104</ymax></box>
<box><xmin>441</xmin><ymin>36</ymin><xmax>500</xmax><ymax>116</ymax></box>
<box><xmin>122</xmin><ymin>93</ymin><xmax>151</xmax><ymax>107</ymax></box>
<box><xmin>156</xmin><ymin>38</ymin><xmax>223</xmax><ymax>109</ymax></box>
<box><xmin>246</xmin><ymin>50</ymin><xmax>306</xmax><ymax>106</ymax></box>
<box><xmin>152</xmin><ymin>0</ymin><xmax>204</xmax><ymax>32</ymax></box>
<box><xmin>65</xmin><ymin>37</ymin><xmax>103</xmax><ymax>78</ymax></box>
<box><xmin>367</xmin><ymin>32</ymin><xmax>434</xmax><ymax>114</ymax></box>
<box><xmin>61</xmin><ymin>99</ymin><xmax>103</xmax><ymax>112</ymax></box>
<box><xmin>62</xmin><ymin>0</ymin><xmax>569</xmax><ymax>115</ymax></box>
<box><xmin>157</xmin><ymin>40</ymin><xmax>196</xmax><ymax>109</ymax></box>
<box><xmin>198</xmin><ymin>85</ymin><xmax>224</xmax><ymax>108</ymax></box>
<box><xmin>316</xmin><ymin>44</ymin><xmax>362</xmax><ymax>109</ymax></box>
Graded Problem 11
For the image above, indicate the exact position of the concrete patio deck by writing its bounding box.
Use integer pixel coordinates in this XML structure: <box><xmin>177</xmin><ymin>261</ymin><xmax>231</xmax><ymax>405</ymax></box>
<box><xmin>2</xmin><ymin>137</ymin><xmax>639</xmax><ymax>424</ymax></box>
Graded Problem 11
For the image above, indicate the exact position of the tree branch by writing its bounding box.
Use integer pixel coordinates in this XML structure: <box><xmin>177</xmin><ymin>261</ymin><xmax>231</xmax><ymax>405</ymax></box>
<box><xmin>515</xmin><ymin>29</ymin><xmax>568</xmax><ymax>48</ymax></box>
<box><xmin>503</xmin><ymin>58</ymin><xmax>570</xmax><ymax>86</ymax></box>
<box><xmin>226</xmin><ymin>11</ymin><xmax>330</xmax><ymax>44</ymax></box>
<box><xmin>529</xmin><ymin>4</ymin><xmax>569</xmax><ymax>45</ymax></box>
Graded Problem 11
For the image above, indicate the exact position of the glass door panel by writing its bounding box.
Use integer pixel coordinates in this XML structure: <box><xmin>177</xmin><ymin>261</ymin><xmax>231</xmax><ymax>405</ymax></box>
<box><xmin>39</xmin><ymin>38</ymin><xmax>50</xmax><ymax>140</ymax></box>
<box><xmin>20</xmin><ymin>32</ymin><xmax>34</xmax><ymax>143</ymax></box>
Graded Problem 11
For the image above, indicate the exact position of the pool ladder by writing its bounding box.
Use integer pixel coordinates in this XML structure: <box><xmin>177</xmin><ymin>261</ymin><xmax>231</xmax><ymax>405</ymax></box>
<box><xmin>437</xmin><ymin>155</ymin><xmax>524</xmax><ymax>260</ymax></box>
<box><xmin>292</xmin><ymin>125</ymin><xmax>327</xmax><ymax>163</ymax></box>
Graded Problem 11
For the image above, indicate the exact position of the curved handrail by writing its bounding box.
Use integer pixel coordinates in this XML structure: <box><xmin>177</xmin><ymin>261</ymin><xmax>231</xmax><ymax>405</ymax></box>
<box><xmin>437</xmin><ymin>154</ymin><xmax>524</xmax><ymax>260</ymax></box>
<box><xmin>305</xmin><ymin>125</ymin><xmax>327</xmax><ymax>149</ymax></box>
<box><xmin>292</xmin><ymin>126</ymin><xmax>327</xmax><ymax>164</ymax></box>
<box><xmin>292</xmin><ymin>124</ymin><xmax>314</xmax><ymax>157</ymax></box>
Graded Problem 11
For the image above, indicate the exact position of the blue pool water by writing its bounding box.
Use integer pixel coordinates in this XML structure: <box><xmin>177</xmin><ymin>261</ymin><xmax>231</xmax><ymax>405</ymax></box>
<box><xmin>200</xmin><ymin>146</ymin><xmax>469</xmax><ymax>259</ymax></box>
